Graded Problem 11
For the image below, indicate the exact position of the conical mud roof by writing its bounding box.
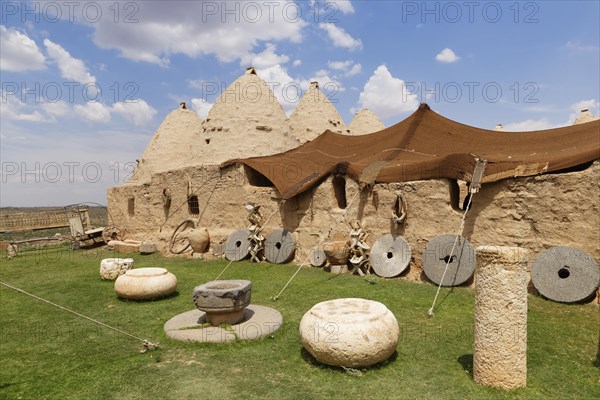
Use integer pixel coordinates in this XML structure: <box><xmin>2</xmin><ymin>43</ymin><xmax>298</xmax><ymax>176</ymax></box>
<box><xmin>288</xmin><ymin>81</ymin><xmax>346</xmax><ymax>142</ymax></box>
<box><xmin>574</xmin><ymin>109</ymin><xmax>599</xmax><ymax>125</ymax></box>
<box><xmin>201</xmin><ymin>67</ymin><xmax>299</xmax><ymax>159</ymax></box>
<box><xmin>347</xmin><ymin>109</ymin><xmax>385</xmax><ymax>135</ymax></box>
<box><xmin>131</xmin><ymin>103</ymin><xmax>203</xmax><ymax>184</ymax></box>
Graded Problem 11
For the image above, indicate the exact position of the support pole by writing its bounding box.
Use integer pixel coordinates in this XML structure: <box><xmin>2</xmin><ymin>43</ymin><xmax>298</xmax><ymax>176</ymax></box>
<box><xmin>474</xmin><ymin>246</ymin><xmax>528</xmax><ymax>390</ymax></box>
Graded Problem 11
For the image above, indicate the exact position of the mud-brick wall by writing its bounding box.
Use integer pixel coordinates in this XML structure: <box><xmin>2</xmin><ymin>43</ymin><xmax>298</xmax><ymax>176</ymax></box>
<box><xmin>108</xmin><ymin>161</ymin><xmax>599</xmax><ymax>293</ymax></box>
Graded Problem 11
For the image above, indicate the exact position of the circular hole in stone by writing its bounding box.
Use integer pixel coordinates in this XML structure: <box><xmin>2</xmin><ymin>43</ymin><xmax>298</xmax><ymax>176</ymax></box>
<box><xmin>275</xmin><ymin>242</ymin><xmax>282</xmax><ymax>250</ymax></box>
<box><xmin>558</xmin><ymin>266</ymin><xmax>570</xmax><ymax>279</ymax></box>
<box><xmin>235</xmin><ymin>240</ymin><xmax>242</xmax><ymax>248</ymax></box>
<box><xmin>441</xmin><ymin>255</ymin><xmax>456</xmax><ymax>263</ymax></box>
<box><xmin>387</xmin><ymin>251</ymin><xmax>393</xmax><ymax>259</ymax></box>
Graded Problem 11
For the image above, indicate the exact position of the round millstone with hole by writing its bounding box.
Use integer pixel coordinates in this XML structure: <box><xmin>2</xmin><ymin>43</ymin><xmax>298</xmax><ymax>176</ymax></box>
<box><xmin>225</xmin><ymin>229</ymin><xmax>251</xmax><ymax>261</ymax></box>
<box><xmin>370</xmin><ymin>234</ymin><xmax>411</xmax><ymax>278</ymax></box>
<box><xmin>264</xmin><ymin>229</ymin><xmax>296</xmax><ymax>264</ymax></box>
<box><xmin>531</xmin><ymin>246</ymin><xmax>600</xmax><ymax>303</ymax></box>
<box><xmin>310</xmin><ymin>250</ymin><xmax>327</xmax><ymax>267</ymax></box>
<box><xmin>423</xmin><ymin>234</ymin><xmax>476</xmax><ymax>286</ymax></box>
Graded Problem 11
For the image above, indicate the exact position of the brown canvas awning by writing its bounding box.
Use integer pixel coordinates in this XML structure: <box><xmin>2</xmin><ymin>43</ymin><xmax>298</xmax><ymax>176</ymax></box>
<box><xmin>225</xmin><ymin>104</ymin><xmax>600</xmax><ymax>200</ymax></box>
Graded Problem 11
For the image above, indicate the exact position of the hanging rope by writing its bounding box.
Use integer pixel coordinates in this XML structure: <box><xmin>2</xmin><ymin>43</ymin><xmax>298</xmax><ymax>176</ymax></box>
<box><xmin>0</xmin><ymin>280</ymin><xmax>160</xmax><ymax>353</ymax></box>
<box><xmin>427</xmin><ymin>191</ymin><xmax>475</xmax><ymax>317</ymax></box>
<box><xmin>272</xmin><ymin>187</ymin><xmax>362</xmax><ymax>300</ymax></box>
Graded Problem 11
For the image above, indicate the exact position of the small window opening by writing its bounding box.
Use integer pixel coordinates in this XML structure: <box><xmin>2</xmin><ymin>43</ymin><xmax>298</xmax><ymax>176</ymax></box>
<box><xmin>127</xmin><ymin>197</ymin><xmax>135</xmax><ymax>216</ymax></box>
<box><xmin>188</xmin><ymin>195</ymin><xmax>200</xmax><ymax>215</ymax></box>
<box><xmin>332</xmin><ymin>176</ymin><xmax>347</xmax><ymax>209</ymax></box>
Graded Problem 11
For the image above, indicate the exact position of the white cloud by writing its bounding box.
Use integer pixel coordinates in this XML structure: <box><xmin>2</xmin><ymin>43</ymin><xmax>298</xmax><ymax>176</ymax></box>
<box><xmin>74</xmin><ymin>102</ymin><xmax>111</xmax><ymax>123</ymax></box>
<box><xmin>328</xmin><ymin>60</ymin><xmax>353</xmax><ymax>70</ymax></box>
<box><xmin>0</xmin><ymin>25</ymin><xmax>46</xmax><ymax>72</ymax></box>
<box><xmin>293</xmin><ymin>59</ymin><xmax>302</xmax><ymax>67</ymax></box>
<box><xmin>310</xmin><ymin>0</ymin><xmax>355</xmax><ymax>14</ymax></box>
<box><xmin>346</xmin><ymin>63</ymin><xmax>362</xmax><ymax>77</ymax></box>
<box><xmin>112</xmin><ymin>100</ymin><xmax>157</xmax><ymax>126</ymax></box>
<box><xmin>191</xmin><ymin>98</ymin><xmax>213</xmax><ymax>119</ymax></box>
<box><xmin>41</xmin><ymin>101</ymin><xmax>70</xmax><ymax>117</ymax></box>
<box><xmin>44</xmin><ymin>39</ymin><xmax>95</xmax><ymax>83</ymax></box>
<box><xmin>329</xmin><ymin>60</ymin><xmax>362</xmax><ymax>77</ymax></box>
<box><xmin>356</xmin><ymin>65</ymin><xmax>419</xmax><ymax>119</ymax></box>
<box><xmin>503</xmin><ymin>118</ymin><xmax>557</xmax><ymax>131</ymax></box>
<box><xmin>566</xmin><ymin>41</ymin><xmax>599</xmax><ymax>53</ymax></box>
<box><xmin>242</xmin><ymin>43</ymin><xmax>289</xmax><ymax>69</ymax></box>
<box><xmin>319</xmin><ymin>23</ymin><xmax>362</xmax><ymax>50</ymax></box>
<box><xmin>0</xmin><ymin>91</ymin><xmax>46</xmax><ymax>122</ymax></box>
<box><xmin>435</xmin><ymin>48</ymin><xmax>460</xmax><ymax>63</ymax></box>
<box><xmin>256</xmin><ymin>64</ymin><xmax>298</xmax><ymax>115</ymax></box>
<box><xmin>81</xmin><ymin>1</ymin><xmax>305</xmax><ymax>66</ymax></box>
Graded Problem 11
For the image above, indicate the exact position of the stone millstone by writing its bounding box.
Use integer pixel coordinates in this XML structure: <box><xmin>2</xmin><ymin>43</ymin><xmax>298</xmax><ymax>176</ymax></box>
<box><xmin>164</xmin><ymin>304</ymin><xmax>283</xmax><ymax>343</ymax></box>
<box><xmin>422</xmin><ymin>234</ymin><xmax>476</xmax><ymax>286</ymax></box>
<box><xmin>225</xmin><ymin>229</ymin><xmax>251</xmax><ymax>261</ymax></box>
<box><xmin>299</xmin><ymin>298</ymin><xmax>399</xmax><ymax>368</ymax></box>
<box><xmin>370</xmin><ymin>234</ymin><xmax>411</xmax><ymax>278</ymax></box>
<box><xmin>264</xmin><ymin>229</ymin><xmax>296</xmax><ymax>264</ymax></box>
<box><xmin>310</xmin><ymin>250</ymin><xmax>327</xmax><ymax>267</ymax></box>
<box><xmin>531</xmin><ymin>246</ymin><xmax>600</xmax><ymax>303</ymax></box>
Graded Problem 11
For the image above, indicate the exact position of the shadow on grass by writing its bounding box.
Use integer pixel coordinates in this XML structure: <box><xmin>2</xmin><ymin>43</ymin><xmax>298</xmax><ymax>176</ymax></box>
<box><xmin>300</xmin><ymin>347</ymin><xmax>398</xmax><ymax>374</ymax></box>
<box><xmin>117</xmin><ymin>291</ymin><xmax>180</xmax><ymax>302</ymax></box>
<box><xmin>458</xmin><ymin>354</ymin><xmax>473</xmax><ymax>377</ymax></box>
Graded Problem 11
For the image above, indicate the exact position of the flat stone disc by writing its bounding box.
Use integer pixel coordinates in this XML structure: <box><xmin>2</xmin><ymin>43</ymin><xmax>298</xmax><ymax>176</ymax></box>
<box><xmin>310</xmin><ymin>250</ymin><xmax>327</xmax><ymax>267</ymax></box>
<box><xmin>225</xmin><ymin>229</ymin><xmax>251</xmax><ymax>261</ymax></box>
<box><xmin>264</xmin><ymin>229</ymin><xmax>296</xmax><ymax>264</ymax></box>
<box><xmin>164</xmin><ymin>304</ymin><xmax>283</xmax><ymax>343</ymax></box>
<box><xmin>370</xmin><ymin>234</ymin><xmax>411</xmax><ymax>278</ymax></box>
<box><xmin>531</xmin><ymin>246</ymin><xmax>600</xmax><ymax>303</ymax></box>
<box><xmin>423</xmin><ymin>235</ymin><xmax>475</xmax><ymax>286</ymax></box>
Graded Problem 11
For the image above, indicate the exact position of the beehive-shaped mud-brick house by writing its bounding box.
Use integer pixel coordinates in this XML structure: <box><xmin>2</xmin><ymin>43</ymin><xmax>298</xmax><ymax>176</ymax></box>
<box><xmin>108</xmin><ymin>68</ymin><xmax>600</xmax><ymax>301</ymax></box>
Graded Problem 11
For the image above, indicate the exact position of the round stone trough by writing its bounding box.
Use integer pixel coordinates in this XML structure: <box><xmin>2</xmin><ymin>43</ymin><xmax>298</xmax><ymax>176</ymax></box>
<box><xmin>193</xmin><ymin>280</ymin><xmax>252</xmax><ymax>326</ymax></box>
<box><xmin>114</xmin><ymin>267</ymin><xmax>177</xmax><ymax>300</ymax></box>
<box><xmin>299</xmin><ymin>298</ymin><xmax>399</xmax><ymax>368</ymax></box>
<box><xmin>100</xmin><ymin>258</ymin><xmax>134</xmax><ymax>280</ymax></box>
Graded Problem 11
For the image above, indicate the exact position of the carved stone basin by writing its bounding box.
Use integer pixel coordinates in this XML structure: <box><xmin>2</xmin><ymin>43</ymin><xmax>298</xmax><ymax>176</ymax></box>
<box><xmin>192</xmin><ymin>280</ymin><xmax>252</xmax><ymax>326</ymax></box>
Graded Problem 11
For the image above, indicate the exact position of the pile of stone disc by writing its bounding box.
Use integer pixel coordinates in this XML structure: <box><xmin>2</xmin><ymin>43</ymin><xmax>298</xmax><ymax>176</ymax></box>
<box><xmin>531</xmin><ymin>246</ymin><xmax>600</xmax><ymax>303</ymax></box>
<box><xmin>422</xmin><ymin>234</ymin><xmax>476</xmax><ymax>286</ymax></box>
<box><xmin>370</xmin><ymin>234</ymin><xmax>411</xmax><ymax>278</ymax></box>
<box><xmin>224</xmin><ymin>229</ymin><xmax>251</xmax><ymax>261</ymax></box>
<box><xmin>264</xmin><ymin>229</ymin><xmax>296</xmax><ymax>264</ymax></box>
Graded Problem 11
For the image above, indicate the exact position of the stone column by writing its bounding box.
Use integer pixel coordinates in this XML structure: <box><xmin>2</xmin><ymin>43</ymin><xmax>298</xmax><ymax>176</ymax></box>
<box><xmin>473</xmin><ymin>246</ymin><xmax>528</xmax><ymax>390</ymax></box>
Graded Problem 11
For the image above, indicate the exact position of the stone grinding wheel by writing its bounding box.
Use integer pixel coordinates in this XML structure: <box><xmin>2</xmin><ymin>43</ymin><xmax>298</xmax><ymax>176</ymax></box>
<box><xmin>423</xmin><ymin>234</ymin><xmax>476</xmax><ymax>286</ymax></box>
<box><xmin>264</xmin><ymin>229</ymin><xmax>296</xmax><ymax>264</ymax></box>
<box><xmin>531</xmin><ymin>246</ymin><xmax>600</xmax><ymax>303</ymax></box>
<box><xmin>370</xmin><ymin>234</ymin><xmax>412</xmax><ymax>278</ymax></box>
<box><xmin>310</xmin><ymin>250</ymin><xmax>327</xmax><ymax>267</ymax></box>
<box><xmin>224</xmin><ymin>229</ymin><xmax>251</xmax><ymax>261</ymax></box>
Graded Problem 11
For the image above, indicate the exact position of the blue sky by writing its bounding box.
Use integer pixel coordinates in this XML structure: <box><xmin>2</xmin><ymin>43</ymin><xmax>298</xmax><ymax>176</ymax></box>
<box><xmin>1</xmin><ymin>0</ymin><xmax>599</xmax><ymax>206</ymax></box>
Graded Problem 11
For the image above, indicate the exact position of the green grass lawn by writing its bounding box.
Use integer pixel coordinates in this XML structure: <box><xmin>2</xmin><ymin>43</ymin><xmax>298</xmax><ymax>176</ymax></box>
<box><xmin>1</xmin><ymin>246</ymin><xmax>598</xmax><ymax>400</ymax></box>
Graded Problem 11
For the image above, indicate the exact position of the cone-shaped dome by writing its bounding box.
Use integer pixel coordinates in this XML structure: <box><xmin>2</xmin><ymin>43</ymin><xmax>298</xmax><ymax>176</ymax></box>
<box><xmin>131</xmin><ymin>104</ymin><xmax>203</xmax><ymax>184</ymax></box>
<box><xmin>574</xmin><ymin>109</ymin><xmax>599</xmax><ymax>125</ymax></box>
<box><xmin>202</xmin><ymin>67</ymin><xmax>299</xmax><ymax>159</ymax></box>
<box><xmin>288</xmin><ymin>82</ymin><xmax>346</xmax><ymax>142</ymax></box>
<box><xmin>347</xmin><ymin>109</ymin><xmax>385</xmax><ymax>135</ymax></box>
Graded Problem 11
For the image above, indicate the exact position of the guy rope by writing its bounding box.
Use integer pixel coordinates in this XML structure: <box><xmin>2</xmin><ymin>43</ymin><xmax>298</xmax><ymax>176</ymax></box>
<box><xmin>427</xmin><ymin>158</ymin><xmax>487</xmax><ymax>316</ymax></box>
